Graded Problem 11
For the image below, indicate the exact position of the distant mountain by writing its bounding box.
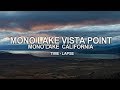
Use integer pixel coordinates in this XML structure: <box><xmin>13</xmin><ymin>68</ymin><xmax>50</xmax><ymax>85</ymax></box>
<box><xmin>69</xmin><ymin>44</ymin><xmax>120</xmax><ymax>54</ymax></box>
<box><xmin>0</xmin><ymin>43</ymin><xmax>119</xmax><ymax>60</ymax></box>
<box><xmin>0</xmin><ymin>52</ymin><xmax>75</xmax><ymax>61</ymax></box>
<box><xmin>0</xmin><ymin>52</ymin><xmax>41</xmax><ymax>60</ymax></box>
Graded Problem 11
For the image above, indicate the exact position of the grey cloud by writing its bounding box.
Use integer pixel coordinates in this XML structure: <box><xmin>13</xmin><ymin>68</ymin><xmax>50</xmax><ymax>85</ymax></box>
<box><xmin>0</xmin><ymin>11</ymin><xmax>120</xmax><ymax>30</ymax></box>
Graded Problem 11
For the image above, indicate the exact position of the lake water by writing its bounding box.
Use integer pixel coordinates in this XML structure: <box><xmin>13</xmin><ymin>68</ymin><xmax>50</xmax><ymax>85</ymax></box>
<box><xmin>75</xmin><ymin>54</ymin><xmax>120</xmax><ymax>59</ymax></box>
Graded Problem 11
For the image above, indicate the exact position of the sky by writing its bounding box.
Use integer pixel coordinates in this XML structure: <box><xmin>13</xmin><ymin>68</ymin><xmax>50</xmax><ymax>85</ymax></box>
<box><xmin>0</xmin><ymin>11</ymin><xmax>120</xmax><ymax>32</ymax></box>
<box><xmin>0</xmin><ymin>11</ymin><xmax>120</xmax><ymax>57</ymax></box>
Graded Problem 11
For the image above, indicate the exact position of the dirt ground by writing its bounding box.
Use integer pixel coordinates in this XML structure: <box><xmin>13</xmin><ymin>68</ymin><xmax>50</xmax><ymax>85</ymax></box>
<box><xmin>0</xmin><ymin>58</ymin><xmax>120</xmax><ymax>79</ymax></box>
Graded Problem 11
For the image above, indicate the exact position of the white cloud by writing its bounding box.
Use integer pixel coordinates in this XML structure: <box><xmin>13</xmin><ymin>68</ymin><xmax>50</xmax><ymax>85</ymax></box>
<box><xmin>52</xmin><ymin>24</ymin><xmax>120</xmax><ymax>31</ymax></box>
<box><xmin>0</xmin><ymin>37</ymin><xmax>10</xmax><ymax>44</ymax></box>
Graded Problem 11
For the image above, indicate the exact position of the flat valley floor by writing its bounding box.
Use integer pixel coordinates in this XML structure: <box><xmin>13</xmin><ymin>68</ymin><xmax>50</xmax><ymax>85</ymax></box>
<box><xmin>0</xmin><ymin>58</ymin><xmax>120</xmax><ymax>79</ymax></box>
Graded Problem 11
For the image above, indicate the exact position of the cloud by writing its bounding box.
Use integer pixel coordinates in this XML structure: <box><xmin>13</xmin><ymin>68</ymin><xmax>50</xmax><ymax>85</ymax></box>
<box><xmin>52</xmin><ymin>24</ymin><xmax>120</xmax><ymax>31</ymax></box>
<box><xmin>1</xmin><ymin>11</ymin><xmax>120</xmax><ymax>31</ymax></box>
<box><xmin>0</xmin><ymin>37</ymin><xmax>10</xmax><ymax>44</ymax></box>
<box><xmin>31</xmin><ymin>24</ymin><xmax>60</xmax><ymax>31</ymax></box>
<box><xmin>112</xmin><ymin>35</ymin><xmax>120</xmax><ymax>44</ymax></box>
